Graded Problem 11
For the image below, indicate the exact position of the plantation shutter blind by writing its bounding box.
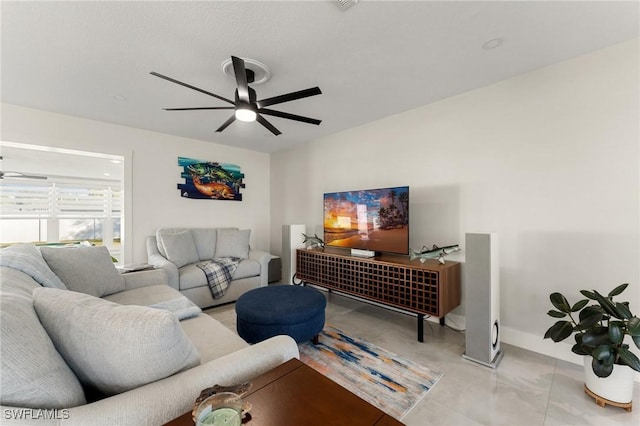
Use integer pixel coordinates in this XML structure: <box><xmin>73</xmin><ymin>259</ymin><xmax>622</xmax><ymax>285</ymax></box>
<box><xmin>0</xmin><ymin>180</ymin><xmax>121</xmax><ymax>219</ymax></box>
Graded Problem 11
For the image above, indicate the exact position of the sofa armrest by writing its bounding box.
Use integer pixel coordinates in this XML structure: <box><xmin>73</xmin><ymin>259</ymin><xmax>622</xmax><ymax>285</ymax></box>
<box><xmin>122</xmin><ymin>269</ymin><xmax>168</xmax><ymax>290</ymax></box>
<box><xmin>249</xmin><ymin>249</ymin><xmax>271</xmax><ymax>286</ymax></box>
<box><xmin>146</xmin><ymin>236</ymin><xmax>179</xmax><ymax>290</ymax></box>
<box><xmin>59</xmin><ymin>335</ymin><xmax>299</xmax><ymax>426</ymax></box>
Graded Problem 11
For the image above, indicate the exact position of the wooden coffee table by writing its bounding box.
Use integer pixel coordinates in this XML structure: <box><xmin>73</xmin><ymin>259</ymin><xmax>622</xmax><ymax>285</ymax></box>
<box><xmin>165</xmin><ymin>358</ymin><xmax>404</xmax><ymax>426</ymax></box>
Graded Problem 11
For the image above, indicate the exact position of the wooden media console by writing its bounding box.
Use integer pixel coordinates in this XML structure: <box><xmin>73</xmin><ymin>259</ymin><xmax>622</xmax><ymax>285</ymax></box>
<box><xmin>295</xmin><ymin>248</ymin><xmax>461</xmax><ymax>342</ymax></box>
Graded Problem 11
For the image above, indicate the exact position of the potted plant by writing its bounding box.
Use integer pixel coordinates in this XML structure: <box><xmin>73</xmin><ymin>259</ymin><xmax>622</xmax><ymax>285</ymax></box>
<box><xmin>544</xmin><ymin>283</ymin><xmax>640</xmax><ymax>406</ymax></box>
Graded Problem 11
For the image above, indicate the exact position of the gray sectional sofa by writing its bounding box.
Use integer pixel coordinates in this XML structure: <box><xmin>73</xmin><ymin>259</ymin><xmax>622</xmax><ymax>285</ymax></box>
<box><xmin>0</xmin><ymin>243</ymin><xmax>298</xmax><ymax>425</ymax></box>
<box><xmin>146</xmin><ymin>227</ymin><xmax>271</xmax><ymax>308</ymax></box>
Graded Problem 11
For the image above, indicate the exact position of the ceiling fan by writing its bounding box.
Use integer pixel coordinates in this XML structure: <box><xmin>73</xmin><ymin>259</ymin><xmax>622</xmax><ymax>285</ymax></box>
<box><xmin>0</xmin><ymin>156</ymin><xmax>47</xmax><ymax>180</ymax></box>
<box><xmin>151</xmin><ymin>56</ymin><xmax>322</xmax><ymax>136</ymax></box>
<box><xmin>0</xmin><ymin>171</ymin><xmax>47</xmax><ymax>180</ymax></box>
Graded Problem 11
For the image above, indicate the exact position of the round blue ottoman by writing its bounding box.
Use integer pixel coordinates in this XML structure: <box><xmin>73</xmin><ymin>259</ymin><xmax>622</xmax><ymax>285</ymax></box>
<box><xmin>235</xmin><ymin>285</ymin><xmax>326</xmax><ymax>344</ymax></box>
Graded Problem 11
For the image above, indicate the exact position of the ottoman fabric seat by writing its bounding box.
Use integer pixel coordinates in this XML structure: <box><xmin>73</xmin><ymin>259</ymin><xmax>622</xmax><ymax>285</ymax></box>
<box><xmin>236</xmin><ymin>285</ymin><xmax>326</xmax><ymax>344</ymax></box>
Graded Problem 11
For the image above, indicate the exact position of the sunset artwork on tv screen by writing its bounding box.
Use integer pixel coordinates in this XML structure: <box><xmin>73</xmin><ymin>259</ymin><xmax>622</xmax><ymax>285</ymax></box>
<box><xmin>323</xmin><ymin>186</ymin><xmax>409</xmax><ymax>255</ymax></box>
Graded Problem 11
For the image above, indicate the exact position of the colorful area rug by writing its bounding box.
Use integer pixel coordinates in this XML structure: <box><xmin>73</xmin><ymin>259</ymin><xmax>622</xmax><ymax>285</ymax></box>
<box><xmin>299</xmin><ymin>325</ymin><xmax>443</xmax><ymax>420</ymax></box>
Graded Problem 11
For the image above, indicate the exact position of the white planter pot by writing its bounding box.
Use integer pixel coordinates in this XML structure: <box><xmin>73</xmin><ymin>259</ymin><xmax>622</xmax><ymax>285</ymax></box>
<box><xmin>583</xmin><ymin>357</ymin><xmax>635</xmax><ymax>404</ymax></box>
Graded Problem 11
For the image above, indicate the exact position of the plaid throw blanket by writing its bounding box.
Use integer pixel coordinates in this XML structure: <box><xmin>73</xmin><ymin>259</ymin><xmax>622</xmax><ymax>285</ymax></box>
<box><xmin>196</xmin><ymin>257</ymin><xmax>240</xmax><ymax>299</ymax></box>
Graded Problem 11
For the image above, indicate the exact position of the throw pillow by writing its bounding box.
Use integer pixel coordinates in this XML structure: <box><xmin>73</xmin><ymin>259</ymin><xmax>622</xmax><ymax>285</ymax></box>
<box><xmin>215</xmin><ymin>229</ymin><xmax>251</xmax><ymax>259</ymax></box>
<box><xmin>190</xmin><ymin>228</ymin><xmax>219</xmax><ymax>261</ymax></box>
<box><xmin>158</xmin><ymin>230</ymin><xmax>200</xmax><ymax>268</ymax></box>
<box><xmin>40</xmin><ymin>245</ymin><xmax>124</xmax><ymax>297</ymax></box>
<box><xmin>0</xmin><ymin>243</ymin><xmax>67</xmax><ymax>289</ymax></box>
<box><xmin>0</xmin><ymin>268</ymin><xmax>86</xmax><ymax>409</ymax></box>
<box><xmin>155</xmin><ymin>227</ymin><xmax>186</xmax><ymax>258</ymax></box>
<box><xmin>32</xmin><ymin>287</ymin><xmax>201</xmax><ymax>396</ymax></box>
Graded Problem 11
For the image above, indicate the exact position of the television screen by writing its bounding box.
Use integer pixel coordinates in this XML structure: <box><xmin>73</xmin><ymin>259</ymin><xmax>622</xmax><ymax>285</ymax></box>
<box><xmin>323</xmin><ymin>186</ymin><xmax>409</xmax><ymax>255</ymax></box>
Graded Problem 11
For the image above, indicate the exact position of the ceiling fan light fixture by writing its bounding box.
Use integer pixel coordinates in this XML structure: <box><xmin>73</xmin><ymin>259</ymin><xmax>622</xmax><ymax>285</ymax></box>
<box><xmin>235</xmin><ymin>107</ymin><xmax>257</xmax><ymax>122</ymax></box>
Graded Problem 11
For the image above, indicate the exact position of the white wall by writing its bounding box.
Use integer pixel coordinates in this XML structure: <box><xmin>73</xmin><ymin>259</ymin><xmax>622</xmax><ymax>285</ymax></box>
<box><xmin>1</xmin><ymin>105</ymin><xmax>271</xmax><ymax>263</ymax></box>
<box><xmin>2</xmin><ymin>38</ymin><xmax>637</xmax><ymax>365</ymax></box>
<box><xmin>270</xmin><ymin>39</ymin><xmax>640</xmax><ymax>362</ymax></box>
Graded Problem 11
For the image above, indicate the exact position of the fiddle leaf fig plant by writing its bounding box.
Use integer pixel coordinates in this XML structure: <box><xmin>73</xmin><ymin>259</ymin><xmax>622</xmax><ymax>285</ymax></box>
<box><xmin>544</xmin><ymin>283</ymin><xmax>640</xmax><ymax>378</ymax></box>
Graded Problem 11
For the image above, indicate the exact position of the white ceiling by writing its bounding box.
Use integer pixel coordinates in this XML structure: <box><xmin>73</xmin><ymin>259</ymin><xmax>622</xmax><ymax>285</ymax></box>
<box><xmin>0</xmin><ymin>142</ymin><xmax>124</xmax><ymax>183</ymax></box>
<box><xmin>2</xmin><ymin>1</ymin><xmax>638</xmax><ymax>153</ymax></box>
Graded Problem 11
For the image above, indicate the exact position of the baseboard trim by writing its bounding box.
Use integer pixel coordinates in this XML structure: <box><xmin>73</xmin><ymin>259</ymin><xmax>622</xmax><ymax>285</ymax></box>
<box><xmin>501</xmin><ymin>325</ymin><xmax>640</xmax><ymax>383</ymax></box>
<box><xmin>330</xmin><ymin>293</ymin><xmax>640</xmax><ymax>383</ymax></box>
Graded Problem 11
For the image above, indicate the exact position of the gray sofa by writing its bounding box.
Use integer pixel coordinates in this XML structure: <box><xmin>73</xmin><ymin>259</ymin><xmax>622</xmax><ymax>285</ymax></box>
<box><xmin>0</xmin><ymin>243</ymin><xmax>298</xmax><ymax>425</ymax></box>
<box><xmin>146</xmin><ymin>227</ymin><xmax>271</xmax><ymax>308</ymax></box>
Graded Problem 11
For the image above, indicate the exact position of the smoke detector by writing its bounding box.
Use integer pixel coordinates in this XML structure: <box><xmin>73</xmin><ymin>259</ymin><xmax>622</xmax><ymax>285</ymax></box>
<box><xmin>337</xmin><ymin>0</ymin><xmax>358</xmax><ymax>9</ymax></box>
<box><xmin>221</xmin><ymin>57</ymin><xmax>271</xmax><ymax>85</ymax></box>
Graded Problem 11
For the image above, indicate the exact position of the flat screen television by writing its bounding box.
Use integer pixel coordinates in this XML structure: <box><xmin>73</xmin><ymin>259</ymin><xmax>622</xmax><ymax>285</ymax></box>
<box><xmin>323</xmin><ymin>186</ymin><xmax>409</xmax><ymax>255</ymax></box>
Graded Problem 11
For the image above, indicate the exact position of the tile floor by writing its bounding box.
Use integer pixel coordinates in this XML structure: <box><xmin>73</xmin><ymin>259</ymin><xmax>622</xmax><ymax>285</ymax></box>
<box><xmin>205</xmin><ymin>288</ymin><xmax>640</xmax><ymax>426</ymax></box>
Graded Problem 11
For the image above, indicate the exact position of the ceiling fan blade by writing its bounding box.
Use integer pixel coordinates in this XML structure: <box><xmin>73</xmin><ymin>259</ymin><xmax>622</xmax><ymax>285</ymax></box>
<box><xmin>256</xmin><ymin>87</ymin><xmax>322</xmax><ymax>108</ymax></box>
<box><xmin>231</xmin><ymin>56</ymin><xmax>250</xmax><ymax>103</ymax></box>
<box><xmin>150</xmin><ymin>72</ymin><xmax>234</xmax><ymax>105</ymax></box>
<box><xmin>215</xmin><ymin>115</ymin><xmax>236</xmax><ymax>132</ymax></box>
<box><xmin>163</xmin><ymin>107</ymin><xmax>235</xmax><ymax>111</ymax></box>
<box><xmin>0</xmin><ymin>171</ymin><xmax>47</xmax><ymax>180</ymax></box>
<box><xmin>256</xmin><ymin>115</ymin><xmax>281</xmax><ymax>136</ymax></box>
<box><xmin>259</xmin><ymin>108</ymin><xmax>321</xmax><ymax>125</ymax></box>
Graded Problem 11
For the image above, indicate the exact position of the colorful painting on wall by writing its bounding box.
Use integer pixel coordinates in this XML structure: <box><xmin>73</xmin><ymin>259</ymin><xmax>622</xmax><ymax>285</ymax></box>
<box><xmin>177</xmin><ymin>157</ymin><xmax>245</xmax><ymax>201</ymax></box>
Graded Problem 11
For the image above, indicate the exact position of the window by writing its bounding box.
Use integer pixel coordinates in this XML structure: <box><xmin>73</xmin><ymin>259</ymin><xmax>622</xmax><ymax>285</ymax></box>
<box><xmin>0</xmin><ymin>142</ymin><xmax>125</xmax><ymax>261</ymax></box>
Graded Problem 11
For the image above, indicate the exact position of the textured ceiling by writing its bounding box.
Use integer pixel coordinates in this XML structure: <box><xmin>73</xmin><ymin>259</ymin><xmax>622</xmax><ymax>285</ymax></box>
<box><xmin>2</xmin><ymin>1</ymin><xmax>638</xmax><ymax>153</ymax></box>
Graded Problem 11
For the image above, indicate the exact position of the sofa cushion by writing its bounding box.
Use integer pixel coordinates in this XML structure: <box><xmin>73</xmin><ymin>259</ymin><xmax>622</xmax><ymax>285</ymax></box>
<box><xmin>190</xmin><ymin>227</ymin><xmax>239</xmax><ymax>260</ymax></box>
<box><xmin>0</xmin><ymin>243</ymin><xmax>67</xmax><ymax>289</ymax></box>
<box><xmin>155</xmin><ymin>228</ymin><xmax>171</xmax><ymax>258</ymax></box>
<box><xmin>180</xmin><ymin>314</ymin><xmax>249</xmax><ymax>363</ymax></box>
<box><xmin>215</xmin><ymin>229</ymin><xmax>250</xmax><ymax>259</ymax></box>
<box><xmin>178</xmin><ymin>263</ymin><xmax>209</xmax><ymax>291</ymax></box>
<box><xmin>155</xmin><ymin>227</ymin><xmax>188</xmax><ymax>257</ymax></box>
<box><xmin>103</xmin><ymin>283</ymin><xmax>185</xmax><ymax>306</ymax></box>
<box><xmin>178</xmin><ymin>259</ymin><xmax>260</xmax><ymax>291</ymax></box>
<box><xmin>106</xmin><ymin>286</ymin><xmax>201</xmax><ymax>321</ymax></box>
<box><xmin>191</xmin><ymin>228</ymin><xmax>218</xmax><ymax>261</ymax></box>
<box><xmin>234</xmin><ymin>259</ymin><xmax>261</xmax><ymax>280</ymax></box>
<box><xmin>158</xmin><ymin>229</ymin><xmax>200</xmax><ymax>268</ymax></box>
<box><xmin>32</xmin><ymin>287</ymin><xmax>201</xmax><ymax>396</ymax></box>
<box><xmin>0</xmin><ymin>267</ymin><xmax>86</xmax><ymax>409</ymax></box>
<box><xmin>40</xmin><ymin>245</ymin><xmax>125</xmax><ymax>297</ymax></box>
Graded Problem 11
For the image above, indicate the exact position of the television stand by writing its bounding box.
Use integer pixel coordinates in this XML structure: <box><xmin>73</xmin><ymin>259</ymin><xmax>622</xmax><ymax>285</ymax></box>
<box><xmin>295</xmin><ymin>247</ymin><xmax>461</xmax><ymax>342</ymax></box>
